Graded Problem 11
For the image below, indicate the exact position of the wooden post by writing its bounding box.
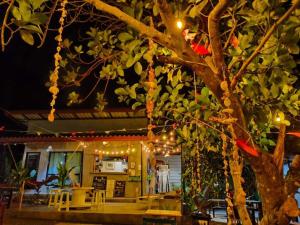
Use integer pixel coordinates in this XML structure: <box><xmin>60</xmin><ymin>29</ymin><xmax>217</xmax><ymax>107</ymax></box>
<box><xmin>18</xmin><ymin>181</ymin><xmax>25</xmax><ymax>210</ymax></box>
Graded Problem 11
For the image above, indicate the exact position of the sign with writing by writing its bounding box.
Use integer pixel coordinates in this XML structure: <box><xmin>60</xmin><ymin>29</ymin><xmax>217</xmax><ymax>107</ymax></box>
<box><xmin>92</xmin><ymin>176</ymin><xmax>107</xmax><ymax>190</ymax></box>
<box><xmin>114</xmin><ymin>181</ymin><xmax>126</xmax><ymax>197</ymax></box>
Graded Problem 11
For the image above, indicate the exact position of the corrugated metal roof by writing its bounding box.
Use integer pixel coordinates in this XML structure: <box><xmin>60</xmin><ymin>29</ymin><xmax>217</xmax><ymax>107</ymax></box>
<box><xmin>9</xmin><ymin>109</ymin><xmax>146</xmax><ymax>121</ymax></box>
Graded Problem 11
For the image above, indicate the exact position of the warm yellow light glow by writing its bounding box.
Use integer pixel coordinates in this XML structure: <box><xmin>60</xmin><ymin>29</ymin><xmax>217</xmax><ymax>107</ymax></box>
<box><xmin>169</xmin><ymin>131</ymin><xmax>174</xmax><ymax>136</ymax></box>
<box><xmin>276</xmin><ymin>117</ymin><xmax>281</xmax><ymax>122</ymax></box>
<box><xmin>132</xmin><ymin>148</ymin><xmax>136</xmax><ymax>152</ymax></box>
<box><xmin>162</xmin><ymin>135</ymin><xmax>167</xmax><ymax>140</ymax></box>
<box><xmin>155</xmin><ymin>139</ymin><xmax>159</xmax><ymax>143</ymax></box>
<box><xmin>176</xmin><ymin>20</ymin><xmax>183</xmax><ymax>29</ymax></box>
<box><xmin>121</xmin><ymin>151</ymin><xmax>124</xmax><ymax>154</ymax></box>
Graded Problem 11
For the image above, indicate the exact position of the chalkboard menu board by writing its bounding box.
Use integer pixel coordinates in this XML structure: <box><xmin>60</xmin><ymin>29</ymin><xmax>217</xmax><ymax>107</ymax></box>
<box><xmin>92</xmin><ymin>176</ymin><xmax>107</xmax><ymax>190</ymax></box>
<box><xmin>114</xmin><ymin>181</ymin><xmax>126</xmax><ymax>197</ymax></box>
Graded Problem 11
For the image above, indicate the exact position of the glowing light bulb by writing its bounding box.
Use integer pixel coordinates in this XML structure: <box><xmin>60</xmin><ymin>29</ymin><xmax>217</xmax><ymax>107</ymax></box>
<box><xmin>176</xmin><ymin>20</ymin><xmax>183</xmax><ymax>29</ymax></box>
<box><xmin>162</xmin><ymin>135</ymin><xmax>167</xmax><ymax>140</ymax></box>
<box><xmin>155</xmin><ymin>139</ymin><xmax>159</xmax><ymax>143</ymax></box>
<box><xmin>276</xmin><ymin>117</ymin><xmax>281</xmax><ymax>122</ymax></box>
<box><xmin>169</xmin><ymin>131</ymin><xmax>174</xmax><ymax>136</ymax></box>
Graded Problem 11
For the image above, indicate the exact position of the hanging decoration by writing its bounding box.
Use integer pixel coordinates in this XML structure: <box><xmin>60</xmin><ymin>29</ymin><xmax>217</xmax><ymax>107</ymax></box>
<box><xmin>182</xmin><ymin>29</ymin><xmax>211</xmax><ymax>56</ymax></box>
<box><xmin>235</xmin><ymin>139</ymin><xmax>260</xmax><ymax>157</ymax></box>
<box><xmin>145</xmin><ymin>18</ymin><xmax>156</xmax><ymax>141</ymax></box>
<box><xmin>48</xmin><ymin>0</ymin><xmax>68</xmax><ymax>122</ymax></box>
<box><xmin>221</xmin><ymin>134</ymin><xmax>234</xmax><ymax>225</ymax></box>
<box><xmin>287</xmin><ymin>132</ymin><xmax>300</xmax><ymax>138</ymax></box>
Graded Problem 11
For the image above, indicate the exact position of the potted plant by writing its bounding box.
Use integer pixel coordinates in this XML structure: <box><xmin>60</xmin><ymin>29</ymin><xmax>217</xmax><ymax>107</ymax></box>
<box><xmin>56</xmin><ymin>163</ymin><xmax>76</xmax><ymax>188</ymax></box>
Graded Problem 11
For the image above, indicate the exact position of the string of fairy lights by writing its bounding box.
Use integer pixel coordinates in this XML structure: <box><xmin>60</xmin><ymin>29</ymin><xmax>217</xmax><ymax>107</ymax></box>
<box><xmin>0</xmin><ymin>110</ymin><xmax>181</xmax><ymax>157</ymax></box>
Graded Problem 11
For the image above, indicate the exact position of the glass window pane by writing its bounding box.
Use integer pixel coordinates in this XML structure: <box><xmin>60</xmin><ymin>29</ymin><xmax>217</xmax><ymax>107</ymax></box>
<box><xmin>48</xmin><ymin>153</ymin><xmax>65</xmax><ymax>175</ymax></box>
<box><xmin>66</xmin><ymin>152</ymin><xmax>81</xmax><ymax>174</ymax></box>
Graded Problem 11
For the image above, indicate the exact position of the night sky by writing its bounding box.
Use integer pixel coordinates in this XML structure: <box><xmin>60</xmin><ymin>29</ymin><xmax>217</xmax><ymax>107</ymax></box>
<box><xmin>0</xmin><ymin>33</ymin><xmax>56</xmax><ymax>110</ymax></box>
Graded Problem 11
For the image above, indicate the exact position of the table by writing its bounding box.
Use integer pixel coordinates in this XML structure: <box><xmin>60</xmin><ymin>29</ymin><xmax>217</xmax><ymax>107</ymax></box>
<box><xmin>208</xmin><ymin>198</ymin><xmax>262</xmax><ymax>224</ymax></box>
<box><xmin>71</xmin><ymin>187</ymin><xmax>94</xmax><ymax>207</ymax></box>
<box><xmin>138</xmin><ymin>195</ymin><xmax>161</xmax><ymax>209</ymax></box>
<box><xmin>0</xmin><ymin>186</ymin><xmax>18</xmax><ymax>208</ymax></box>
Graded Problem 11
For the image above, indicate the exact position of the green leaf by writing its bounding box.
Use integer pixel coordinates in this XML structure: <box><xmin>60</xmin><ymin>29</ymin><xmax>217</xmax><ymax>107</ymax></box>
<box><xmin>30</xmin><ymin>0</ymin><xmax>45</xmax><ymax>10</ymax></box>
<box><xmin>182</xmin><ymin>125</ymin><xmax>189</xmax><ymax>139</ymax></box>
<box><xmin>155</xmin><ymin>66</ymin><xmax>162</xmax><ymax>76</ymax></box>
<box><xmin>189</xmin><ymin>0</ymin><xmax>208</xmax><ymax>18</ymax></box>
<box><xmin>118</xmin><ymin>32</ymin><xmax>133</xmax><ymax>42</ymax></box>
<box><xmin>19</xmin><ymin>1</ymin><xmax>31</xmax><ymax>22</ymax></box>
<box><xmin>201</xmin><ymin>87</ymin><xmax>209</xmax><ymax>97</ymax></box>
<box><xmin>134</xmin><ymin>62</ymin><xmax>143</xmax><ymax>75</ymax></box>
<box><xmin>126</xmin><ymin>55</ymin><xmax>135</xmax><ymax>68</ymax></box>
<box><xmin>153</xmin><ymin>3</ymin><xmax>159</xmax><ymax>16</ymax></box>
<box><xmin>11</xmin><ymin>7</ymin><xmax>21</xmax><ymax>20</ymax></box>
<box><xmin>20</xmin><ymin>30</ymin><xmax>34</xmax><ymax>45</ymax></box>
<box><xmin>74</xmin><ymin>45</ymin><xmax>83</xmax><ymax>54</ymax></box>
<box><xmin>270</xmin><ymin>84</ymin><xmax>279</xmax><ymax>98</ymax></box>
<box><xmin>128</xmin><ymin>84</ymin><xmax>138</xmax><ymax>99</ymax></box>
<box><xmin>117</xmin><ymin>66</ymin><xmax>124</xmax><ymax>76</ymax></box>
<box><xmin>115</xmin><ymin>88</ymin><xmax>128</xmax><ymax>95</ymax></box>
<box><xmin>30</xmin><ymin>13</ymin><xmax>48</xmax><ymax>25</ymax></box>
<box><xmin>21</xmin><ymin>24</ymin><xmax>43</xmax><ymax>34</ymax></box>
<box><xmin>132</xmin><ymin>102</ymin><xmax>142</xmax><ymax>110</ymax></box>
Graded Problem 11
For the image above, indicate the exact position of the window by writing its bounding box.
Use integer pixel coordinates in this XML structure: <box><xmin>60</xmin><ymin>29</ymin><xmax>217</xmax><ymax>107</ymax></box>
<box><xmin>46</xmin><ymin>152</ymin><xmax>82</xmax><ymax>186</ymax></box>
<box><xmin>25</xmin><ymin>152</ymin><xmax>40</xmax><ymax>181</ymax></box>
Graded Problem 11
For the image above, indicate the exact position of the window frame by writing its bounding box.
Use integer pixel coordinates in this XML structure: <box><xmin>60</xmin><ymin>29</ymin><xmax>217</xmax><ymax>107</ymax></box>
<box><xmin>46</xmin><ymin>151</ymin><xmax>83</xmax><ymax>186</ymax></box>
<box><xmin>24</xmin><ymin>152</ymin><xmax>41</xmax><ymax>181</ymax></box>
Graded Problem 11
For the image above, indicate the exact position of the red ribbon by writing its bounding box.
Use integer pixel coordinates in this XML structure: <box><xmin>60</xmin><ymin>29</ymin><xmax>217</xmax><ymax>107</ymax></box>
<box><xmin>235</xmin><ymin>139</ymin><xmax>260</xmax><ymax>157</ymax></box>
<box><xmin>287</xmin><ymin>132</ymin><xmax>300</xmax><ymax>138</ymax></box>
<box><xmin>191</xmin><ymin>42</ymin><xmax>210</xmax><ymax>55</ymax></box>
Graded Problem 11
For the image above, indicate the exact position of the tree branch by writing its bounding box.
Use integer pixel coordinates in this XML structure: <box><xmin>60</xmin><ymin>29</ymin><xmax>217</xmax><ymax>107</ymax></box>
<box><xmin>37</xmin><ymin>0</ymin><xmax>59</xmax><ymax>48</ymax></box>
<box><xmin>208</xmin><ymin>0</ymin><xmax>230</xmax><ymax>79</ymax></box>
<box><xmin>86</xmin><ymin>0</ymin><xmax>222</xmax><ymax>100</ymax></box>
<box><xmin>273</xmin><ymin>124</ymin><xmax>286</xmax><ymax>176</ymax></box>
<box><xmin>85</xmin><ymin>0</ymin><xmax>173</xmax><ymax>49</ymax></box>
<box><xmin>230</xmin><ymin>1</ymin><xmax>300</xmax><ymax>89</ymax></box>
<box><xmin>1</xmin><ymin>0</ymin><xmax>15</xmax><ymax>52</ymax></box>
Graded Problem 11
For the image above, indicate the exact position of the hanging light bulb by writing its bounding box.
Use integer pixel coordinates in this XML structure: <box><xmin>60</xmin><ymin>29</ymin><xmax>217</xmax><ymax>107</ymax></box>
<box><xmin>176</xmin><ymin>20</ymin><xmax>183</xmax><ymax>29</ymax></box>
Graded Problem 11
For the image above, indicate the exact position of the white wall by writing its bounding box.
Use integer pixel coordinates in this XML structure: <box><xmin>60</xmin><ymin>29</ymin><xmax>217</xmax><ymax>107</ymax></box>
<box><xmin>22</xmin><ymin>140</ymin><xmax>145</xmax><ymax>197</ymax></box>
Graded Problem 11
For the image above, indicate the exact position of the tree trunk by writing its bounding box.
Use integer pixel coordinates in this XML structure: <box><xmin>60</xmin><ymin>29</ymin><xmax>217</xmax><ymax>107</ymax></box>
<box><xmin>228</xmin><ymin>94</ymin><xmax>294</xmax><ymax>225</ymax></box>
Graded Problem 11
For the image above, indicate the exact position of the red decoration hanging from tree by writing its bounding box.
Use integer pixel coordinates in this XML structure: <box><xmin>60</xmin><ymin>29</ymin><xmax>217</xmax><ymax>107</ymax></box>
<box><xmin>287</xmin><ymin>132</ymin><xmax>300</xmax><ymax>138</ymax></box>
<box><xmin>191</xmin><ymin>42</ymin><xmax>211</xmax><ymax>55</ymax></box>
<box><xmin>235</xmin><ymin>139</ymin><xmax>260</xmax><ymax>157</ymax></box>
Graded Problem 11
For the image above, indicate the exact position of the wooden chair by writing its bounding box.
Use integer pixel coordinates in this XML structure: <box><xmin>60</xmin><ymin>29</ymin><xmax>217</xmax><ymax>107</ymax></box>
<box><xmin>92</xmin><ymin>190</ymin><xmax>105</xmax><ymax>209</ymax></box>
<box><xmin>48</xmin><ymin>189</ymin><xmax>61</xmax><ymax>208</ymax></box>
<box><xmin>58</xmin><ymin>190</ymin><xmax>70</xmax><ymax>211</ymax></box>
